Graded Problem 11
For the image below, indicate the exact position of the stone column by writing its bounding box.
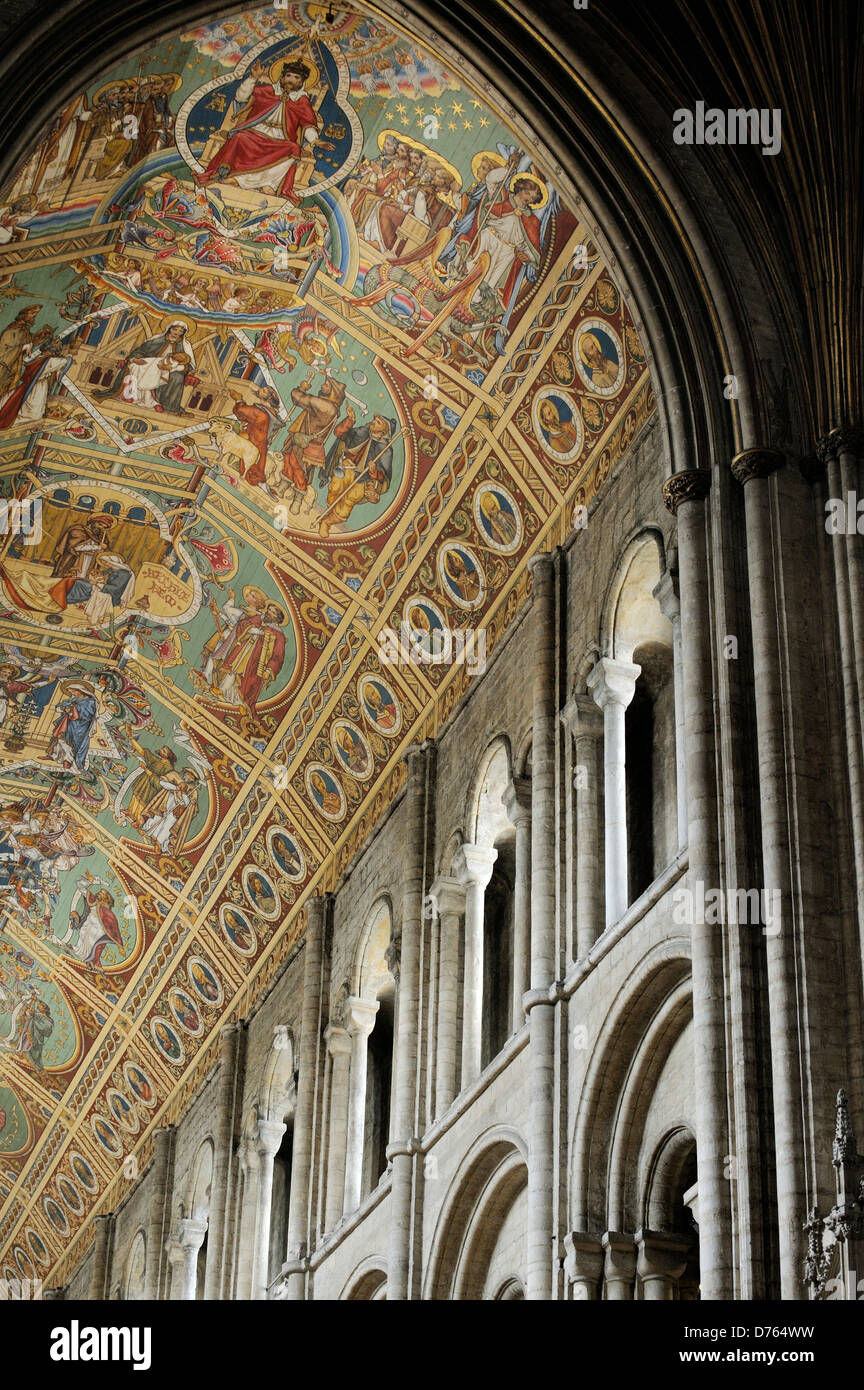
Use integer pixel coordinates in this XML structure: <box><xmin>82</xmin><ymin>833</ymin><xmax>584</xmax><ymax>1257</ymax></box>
<box><xmin>561</xmin><ymin>696</ymin><xmax>603</xmax><ymax>957</ymax></box>
<box><xmin>503</xmin><ymin>777</ymin><xmax>532</xmax><ymax>1030</ymax></box>
<box><xmin>525</xmin><ymin>551</ymin><xmax>557</xmax><ymax>1301</ymax></box>
<box><xmin>387</xmin><ymin>741</ymin><xmax>433</xmax><ymax>1302</ymax></box>
<box><xmin>454</xmin><ymin>841</ymin><xmax>497</xmax><ymax>1087</ymax></box>
<box><xmin>342</xmin><ymin>998</ymin><xmax>379</xmax><ymax>1214</ymax></box>
<box><xmin>90</xmin><ymin>1212</ymin><xmax>114</xmax><ymax>1300</ymax></box>
<box><xmin>234</xmin><ymin>1138</ymin><xmax>259</xmax><ymax>1300</ymax></box>
<box><xmin>731</xmin><ymin>448</ymin><xmax>806</xmax><ymax>1297</ymax></box>
<box><xmin>179</xmin><ymin>1217</ymin><xmax>207</xmax><ymax>1301</ymax></box>
<box><xmin>602</xmin><ymin>1231</ymin><xmax>636</xmax><ymax>1300</ymax></box>
<box><xmin>636</xmin><ymin>1228</ymin><xmax>690</xmax><ymax>1299</ymax></box>
<box><xmin>587</xmin><ymin>656</ymin><xmax>641</xmax><ymax>927</ymax></box>
<box><xmin>144</xmin><ymin>1124</ymin><xmax>174</xmax><ymax>1299</ymax></box>
<box><xmin>251</xmin><ymin>1118</ymin><xmax>286</xmax><ymax>1299</ymax></box>
<box><xmin>662</xmin><ymin>470</ymin><xmax>732</xmax><ymax>1299</ymax></box>
<box><xmin>284</xmin><ymin>893</ymin><xmax>328</xmax><ymax>1301</ymax></box>
<box><xmin>654</xmin><ymin>567</ymin><xmax>687</xmax><ymax>847</ymax></box>
<box><xmin>430</xmin><ymin>876</ymin><xmax>465</xmax><ymax>1118</ymax></box>
<box><xmin>563</xmin><ymin>1231</ymin><xmax>604</xmax><ymax>1300</ymax></box>
<box><xmin>164</xmin><ymin>1239</ymin><xmax>185</xmax><ymax>1301</ymax></box>
<box><xmin>204</xmin><ymin>1022</ymin><xmax>241</xmax><ymax>1300</ymax></box>
<box><xmin>323</xmin><ymin>1023</ymin><xmax>351</xmax><ymax>1231</ymax></box>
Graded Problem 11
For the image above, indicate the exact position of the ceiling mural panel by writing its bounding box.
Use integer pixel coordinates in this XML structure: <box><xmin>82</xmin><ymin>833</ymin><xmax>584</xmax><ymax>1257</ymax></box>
<box><xmin>0</xmin><ymin>1</ymin><xmax>654</xmax><ymax>1278</ymax></box>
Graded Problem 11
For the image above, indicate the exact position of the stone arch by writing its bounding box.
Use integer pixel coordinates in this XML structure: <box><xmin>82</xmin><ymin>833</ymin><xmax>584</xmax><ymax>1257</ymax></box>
<box><xmin>351</xmin><ymin>894</ymin><xmax>396</xmax><ymax>1001</ymax></box>
<box><xmin>425</xmin><ymin>1126</ymin><xmax>529</xmax><ymax>1301</ymax></box>
<box><xmin>570</xmin><ymin>938</ymin><xmax>692</xmax><ymax>1233</ymax></box>
<box><xmin>122</xmin><ymin>1228</ymin><xmax>146</xmax><ymax>1301</ymax></box>
<box><xmin>258</xmin><ymin>1026</ymin><xmax>296</xmax><ymax>1125</ymax></box>
<box><xmin>340</xmin><ymin>1256</ymin><xmax>388</xmax><ymax>1301</ymax></box>
<box><xmin>599</xmin><ymin>527</ymin><xmax>669</xmax><ymax>663</ymax></box>
<box><xmin>465</xmin><ymin>735</ymin><xmax>513</xmax><ymax>848</ymax></box>
<box><xmin>643</xmin><ymin>1124</ymin><xmax>699</xmax><ymax>1233</ymax></box>
<box><xmin>188</xmin><ymin>1138</ymin><xmax>213</xmax><ymax>1222</ymax></box>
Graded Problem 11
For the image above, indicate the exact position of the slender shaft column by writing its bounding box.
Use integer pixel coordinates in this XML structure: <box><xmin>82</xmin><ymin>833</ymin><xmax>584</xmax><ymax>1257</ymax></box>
<box><xmin>164</xmin><ymin>1240</ymin><xmax>185</xmax><ymax>1300</ymax></box>
<box><xmin>252</xmin><ymin>1119</ymin><xmax>286</xmax><ymax>1299</ymax></box>
<box><xmin>561</xmin><ymin>696</ymin><xmax>603</xmax><ymax>957</ymax></box>
<box><xmin>454</xmin><ymin>842</ymin><xmax>497</xmax><ymax>1087</ymax></box>
<box><xmin>204</xmin><ymin>1022</ymin><xmax>241</xmax><ymax>1299</ymax></box>
<box><xmin>90</xmin><ymin>1212</ymin><xmax>114</xmax><ymax>1300</ymax></box>
<box><xmin>430</xmin><ymin>876</ymin><xmax>465</xmax><ymax>1119</ymax></box>
<box><xmin>144</xmin><ymin>1124</ymin><xmax>174</xmax><ymax>1299</ymax></box>
<box><xmin>587</xmin><ymin>657</ymin><xmax>641</xmax><ymax>926</ymax></box>
<box><xmin>284</xmin><ymin>894</ymin><xmax>328</xmax><ymax>1300</ymax></box>
<box><xmin>504</xmin><ymin>777</ymin><xmax>532</xmax><ymax>1030</ymax></box>
<box><xmin>654</xmin><ymin>567</ymin><xmax>688</xmax><ymax>847</ymax></box>
<box><xmin>732</xmin><ymin>449</ymin><xmax>807</xmax><ymax>1296</ymax></box>
<box><xmin>179</xmin><ymin>1217</ymin><xmax>207</xmax><ymax>1301</ymax></box>
<box><xmin>525</xmin><ymin>551</ymin><xmax>558</xmax><ymax>1301</ymax></box>
<box><xmin>563</xmin><ymin>1231</ymin><xmax>604</xmax><ymax>1300</ymax></box>
<box><xmin>602</xmin><ymin>1231</ymin><xmax>636</xmax><ymax>1300</ymax></box>
<box><xmin>636</xmin><ymin>1229</ymin><xmax>689</xmax><ymax>1299</ymax></box>
<box><xmin>342</xmin><ymin>998</ymin><xmax>379</xmax><ymax>1214</ymax></box>
<box><xmin>323</xmin><ymin>1023</ymin><xmax>351</xmax><ymax>1230</ymax></box>
<box><xmin>387</xmin><ymin>741</ymin><xmax>433</xmax><ymax>1302</ymax></box>
<box><xmin>235</xmin><ymin>1139</ymin><xmax>259</xmax><ymax>1300</ymax></box>
<box><xmin>663</xmin><ymin>470</ymin><xmax>732</xmax><ymax>1298</ymax></box>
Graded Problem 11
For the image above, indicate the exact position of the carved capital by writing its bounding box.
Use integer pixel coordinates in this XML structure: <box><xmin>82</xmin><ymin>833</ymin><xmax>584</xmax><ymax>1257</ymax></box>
<box><xmin>730</xmin><ymin>448</ymin><xmax>785</xmax><ymax>485</ymax></box>
<box><xmin>503</xmin><ymin>775</ymin><xmax>532</xmax><ymax>826</ymax></box>
<box><xmin>256</xmin><ymin>1117</ymin><xmax>287</xmax><ymax>1159</ymax></box>
<box><xmin>428</xmin><ymin>875</ymin><xmax>466</xmax><ymax>920</ymax></box>
<box><xmin>561</xmin><ymin>694</ymin><xmax>603</xmax><ymax>739</ymax></box>
<box><xmin>178</xmin><ymin>1217</ymin><xmax>208</xmax><ymax>1254</ymax></box>
<box><xmin>563</xmin><ymin>1231</ymin><xmax>605</xmax><ymax>1294</ymax></box>
<box><xmin>587</xmin><ymin>656</ymin><xmax>641</xmax><ymax>712</ymax></box>
<box><xmin>325</xmin><ymin>1023</ymin><xmax>352</xmax><ymax>1058</ymax></box>
<box><xmin>453</xmin><ymin>841</ymin><xmax>498</xmax><ymax>890</ymax></box>
<box><xmin>817</xmin><ymin>426</ymin><xmax>864</xmax><ymax>463</ymax></box>
<box><xmin>652</xmin><ymin>568</ymin><xmax>680</xmax><ymax>622</ymax></box>
<box><xmin>345</xmin><ymin>996</ymin><xmax>379</xmax><ymax>1039</ymax></box>
<box><xmin>635</xmin><ymin>1228</ymin><xmax>690</xmax><ymax>1283</ymax></box>
<box><xmin>662</xmin><ymin>470</ymin><xmax>711</xmax><ymax>514</ymax></box>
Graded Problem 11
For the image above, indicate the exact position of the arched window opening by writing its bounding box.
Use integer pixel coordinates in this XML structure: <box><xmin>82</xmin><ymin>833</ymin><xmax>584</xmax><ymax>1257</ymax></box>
<box><xmin>626</xmin><ymin>641</ymin><xmax>675</xmax><ymax>903</ymax></box>
<box><xmin>482</xmin><ymin>836</ymin><xmax>515</xmax><ymax>1068</ymax></box>
<box><xmin>362</xmin><ymin>987</ymin><xmax>394</xmax><ymax>1198</ymax></box>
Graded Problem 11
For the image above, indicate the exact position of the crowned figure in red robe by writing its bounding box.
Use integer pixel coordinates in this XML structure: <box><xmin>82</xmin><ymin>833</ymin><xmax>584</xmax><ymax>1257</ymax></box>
<box><xmin>198</xmin><ymin>58</ymin><xmax>333</xmax><ymax>201</ymax></box>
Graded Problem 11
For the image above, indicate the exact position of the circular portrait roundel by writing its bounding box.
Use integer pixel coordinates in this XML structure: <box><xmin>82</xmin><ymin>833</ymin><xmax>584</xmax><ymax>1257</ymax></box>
<box><xmin>124</xmin><ymin>1062</ymin><xmax>157</xmax><ymax>1108</ymax></box>
<box><xmin>187</xmin><ymin>956</ymin><xmax>224</xmax><ymax>1008</ymax></box>
<box><xmin>26</xmin><ymin>1227</ymin><xmax>50</xmax><ymax>1267</ymax></box>
<box><xmin>149</xmin><ymin>1016</ymin><xmax>185</xmax><ymax>1065</ymax></box>
<box><xmin>574</xmin><ymin>318</ymin><xmax>625</xmax><ymax>397</ymax></box>
<box><xmin>14</xmin><ymin>1246</ymin><xmax>36</xmax><ymax>1280</ymax></box>
<box><xmin>69</xmin><ymin>1151</ymin><xmax>99</xmax><ymax>1192</ymax></box>
<box><xmin>169</xmin><ymin>987</ymin><xmax>203</xmax><ymax>1037</ymax></box>
<box><xmin>306</xmin><ymin>764</ymin><xmax>346</xmax><ymax>822</ymax></box>
<box><xmin>266</xmin><ymin>827</ymin><xmax>306</xmax><ymax>883</ymax></box>
<box><xmin>331</xmin><ymin>719</ymin><xmax>373</xmax><ymax>781</ymax></box>
<box><xmin>56</xmin><ymin>1174</ymin><xmax>84</xmax><ymax>1214</ymax></box>
<box><xmin>91</xmin><ymin>1113</ymin><xmax>123</xmax><ymax>1156</ymax></box>
<box><xmin>107</xmin><ymin>1087</ymin><xmax>139</xmax><ymax>1133</ymax></box>
<box><xmin>532</xmin><ymin>387</ymin><xmax>584</xmax><ymax>462</ymax></box>
<box><xmin>474</xmin><ymin>483</ymin><xmax>522</xmax><ymax>555</ymax></box>
<box><xmin>401</xmin><ymin>595</ymin><xmax>451</xmax><ymax>663</ymax></box>
<box><xmin>219</xmin><ymin>903</ymin><xmax>257</xmax><ymax>957</ymax></box>
<box><xmin>438</xmin><ymin>543</ymin><xmax>485</xmax><ymax>612</ymax></box>
<box><xmin>43</xmin><ymin>1196</ymin><xmax>70</xmax><ymax>1235</ymax></box>
<box><xmin>358</xmin><ymin>674</ymin><xmax>402</xmax><ymax>737</ymax></box>
<box><xmin>242</xmin><ymin>866</ymin><xmax>280</xmax><ymax>920</ymax></box>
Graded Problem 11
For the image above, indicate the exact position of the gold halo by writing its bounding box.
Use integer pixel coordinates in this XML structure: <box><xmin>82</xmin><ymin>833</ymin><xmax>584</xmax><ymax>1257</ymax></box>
<box><xmin>241</xmin><ymin>585</ymin><xmax>268</xmax><ymax>608</ymax></box>
<box><xmin>269</xmin><ymin>56</ymin><xmax>319</xmax><ymax>87</ymax></box>
<box><xmin>470</xmin><ymin>150</ymin><xmax>506</xmax><ymax>180</ymax></box>
<box><xmin>509</xmin><ymin>171</ymin><xmax>548</xmax><ymax>210</ymax></box>
<box><xmin>577</xmin><ymin>330</ymin><xmax>604</xmax><ymax>366</ymax></box>
<box><xmin>377</xmin><ymin>128</ymin><xmax>462</xmax><ymax>190</ymax></box>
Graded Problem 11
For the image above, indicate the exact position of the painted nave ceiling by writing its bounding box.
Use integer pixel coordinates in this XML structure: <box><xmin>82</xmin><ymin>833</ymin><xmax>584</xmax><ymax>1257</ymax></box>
<box><xmin>0</xmin><ymin>1</ymin><xmax>653</xmax><ymax>1283</ymax></box>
